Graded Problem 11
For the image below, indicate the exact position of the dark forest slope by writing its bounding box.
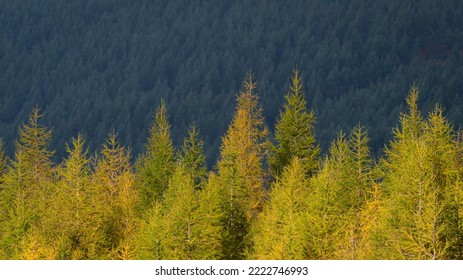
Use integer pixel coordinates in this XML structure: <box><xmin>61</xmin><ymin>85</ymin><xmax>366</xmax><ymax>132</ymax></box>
<box><xmin>0</xmin><ymin>0</ymin><xmax>462</xmax><ymax>163</ymax></box>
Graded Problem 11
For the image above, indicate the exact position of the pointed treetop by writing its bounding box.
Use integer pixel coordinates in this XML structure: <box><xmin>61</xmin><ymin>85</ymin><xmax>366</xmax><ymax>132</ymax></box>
<box><xmin>290</xmin><ymin>67</ymin><xmax>303</xmax><ymax>97</ymax></box>
<box><xmin>406</xmin><ymin>85</ymin><xmax>421</xmax><ymax>120</ymax></box>
<box><xmin>243</xmin><ymin>70</ymin><xmax>257</xmax><ymax>95</ymax></box>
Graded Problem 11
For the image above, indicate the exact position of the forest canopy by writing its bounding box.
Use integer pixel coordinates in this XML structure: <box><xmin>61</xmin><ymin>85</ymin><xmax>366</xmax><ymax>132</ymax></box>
<box><xmin>1</xmin><ymin>72</ymin><xmax>463</xmax><ymax>260</ymax></box>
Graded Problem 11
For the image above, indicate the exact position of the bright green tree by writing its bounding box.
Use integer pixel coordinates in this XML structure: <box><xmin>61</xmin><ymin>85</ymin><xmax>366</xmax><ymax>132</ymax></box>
<box><xmin>269</xmin><ymin>69</ymin><xmax>319</xmax><ymax>178</ymax></box>
<box><xmin>180</xmin><ymin>124</ymin><xmax>207</xmax><ymax>189</ymax></box>
<box><xmin>136</xmin><ymin>100</ymin><xmax>175</xmax><ymax>207</ymax></box>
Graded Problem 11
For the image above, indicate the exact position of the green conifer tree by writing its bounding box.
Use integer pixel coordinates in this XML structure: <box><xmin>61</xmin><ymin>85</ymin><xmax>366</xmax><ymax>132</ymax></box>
<box><xmin>180</xmin><ymin>124</ymin><xmax>207</xmax><ymax>189</ymax></box>
<box><xmin>269</xmin><ymin>69</ymin><xmax>319</xmax><ymax>177</ymax></box>
<box><xmin>136</xmin><ymin>100</ymin><xmax>175</xmax><ymax>207</ymax></box>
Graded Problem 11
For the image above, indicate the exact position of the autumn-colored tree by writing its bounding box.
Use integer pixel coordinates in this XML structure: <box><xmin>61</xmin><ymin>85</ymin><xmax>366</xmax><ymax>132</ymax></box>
<box><xmin>0</xmin><ymin>107</ymin><xmax>55</xmax><ymax>259</ymax></box>
<box><xmin>251</xmin><ymin>157</ymin><xmax>310</xmax><ymax>259</ymax></box>
<box><xmin>216</xmin><ymin>72</ymin><xmax>268</xmax><ymax>259</ymax></box>
<box><xmin>378</xmin><ymin>89</ymin><xmax>454</xmax><ymax>259</ymax></box>
<box><xmin>93</xmin><ymin>131</ymin><xmax>138</xmax><ymax>259</ymax></box>
<box><xmin>136</xmin><ymin>165</ymin><xmax>223</xmax><ymax>259</ymax></box>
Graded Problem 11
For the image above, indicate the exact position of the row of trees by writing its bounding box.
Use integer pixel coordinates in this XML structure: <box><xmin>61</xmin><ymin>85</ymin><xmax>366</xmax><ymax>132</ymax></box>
<box><xmin>1</xmin><ymin>70</ymin><xmax>462</xmax><ymax>259</ymax></box>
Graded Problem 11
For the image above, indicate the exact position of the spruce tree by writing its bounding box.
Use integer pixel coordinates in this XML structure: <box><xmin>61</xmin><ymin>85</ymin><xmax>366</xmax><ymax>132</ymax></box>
<box><xmin>136</xmin><ymin>100</ymin><xmax>175</xmax><ymax>207</ymax></box>
<box><xmin>180</xmin><ymin>124</ymin><xmax>207</xmax><ymax>189</ymax></box>
<box><xmin>269</xmin><ymin>69</ymin><xmax>319</xmax><ymax>178</ymax></box>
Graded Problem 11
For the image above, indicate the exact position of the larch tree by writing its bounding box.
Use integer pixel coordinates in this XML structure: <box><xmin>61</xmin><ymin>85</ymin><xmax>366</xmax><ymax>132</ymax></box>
<box><xmin>180</xmin><ymin>124</ymin><xmax>207</xmax><ymax>189</ymax></box>
<box><xmin>136</xmin><ymin>100</ymin><xmax>175</xmax><ymax>207</ymax></box>
<box><xmin>251</xmin><ymin>157</ymin><xmax>310</xmax><ymax>259</ymax></box>
<box><xmin>50</xmin><ymin>135</ymin><xmax>105</xmax><ymax>259</ymax></box>
<box><xmin>308</xmin><ymin>132</ymin><xmax>354</xmax><ymax>259</ymax></box>
<box><xmin>379</xmin><ymin>89</ymin><xmax>452</xmax><ymax>259</ymax></box>
<box><xmin>0</xmin><ymin>107</ymin><xmax>55</xmax><ymax>259</ymax></box>
<box><xmin>269</xmin><ymin>69</ymin><xmax>319</xmax><ymax>178</ymax></box>
<box><xmin>136</xmin><ymin>165</ymin><xmax>223</xmax><ymax>260</ymax></box>
<box><xmin>93</xmin><ymin>131</ymin><xmax>138</xmax><ymax>259</ymax></box>
<box><xmin>307</xmin><ymin>125</ymin><xmax>373</xmax><ymax>259</ymax></box>
<box><xmin>216</xmin><ymin>72</ymin><xmax>269</xmax><ymax>259</ymax></box>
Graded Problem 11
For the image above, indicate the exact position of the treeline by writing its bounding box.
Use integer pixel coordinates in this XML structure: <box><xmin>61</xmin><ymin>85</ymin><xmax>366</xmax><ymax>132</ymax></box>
<box><xmin>1</xmin><ymin>71</ymin><xmax>463</xmax><ymax>259</ymax></box>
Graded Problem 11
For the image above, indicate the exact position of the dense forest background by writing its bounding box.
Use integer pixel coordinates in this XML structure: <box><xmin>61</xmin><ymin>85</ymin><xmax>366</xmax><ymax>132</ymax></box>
<box><xmin>0</xmin><ymin>0</ymin><xmax>462</xmax><ymax>164</ymax></box>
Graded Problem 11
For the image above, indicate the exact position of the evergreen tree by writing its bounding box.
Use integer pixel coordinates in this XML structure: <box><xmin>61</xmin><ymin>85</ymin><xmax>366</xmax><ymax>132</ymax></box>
<box><xmin>269</xmin><ymin>69</ymin><xmax>319</xmax><ymax>178</ymax></box>
<box><xmin>136</xmin><ymin>100</ymin><xmax>175</xmax><ymax>207</ymax></box>
<box><xmin>216</xmin><ymin>72</ymin><xmax>268</xmax><ymax>259</ymax></box>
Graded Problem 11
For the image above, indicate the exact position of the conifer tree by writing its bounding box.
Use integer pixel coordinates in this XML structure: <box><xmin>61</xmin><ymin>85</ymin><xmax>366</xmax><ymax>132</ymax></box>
<box><xmin>180</xmin><ymin>124</ymin><xmax>207</xmax><ymax>189</ymax></box>
<box><xmin>47</xmin><ymin>135</ymin><xmax>105</xmax><ymax>259</ymax></box>
<box><xmin>308</xmin><ymin>132</ymin><xmax>353</xmax><ymax>259</ymax></box>
<box><xmin>93</xmin><ymin>131</ymin><xmax>138</xmax><ymax>259</ymax></box>
<box><xmin>216</xmin><ymin>72</ymin><xmax>268</xmax><ymax>259</ymax></box>
<box><xmin>379</xmin><ymin>90</ymin><xmax>452</xmax><ymax>259</ymax></box>
<box><xmin>356</xmin><ymin>182</ymin><xmax>386</xmax><ymax>259</ymax></box>
<box><xmin>308</xmin><ymin>126</ymin><xmax>373</xmax><ymax>259</ymax></box>
<box><xmin>269</xmin><ymin>69</ymin><xmax>319</xmax><ymax>178</ymax></box>
<box><xmin>0</xmin><ymin>107</ymin><xmax>55</xmax><ymax>259</ymax></box>
<box><xmin>136</xmin><ymin>165</ymin><xmax>223</xmax><ymax>259</ymax></box>
<box><xmin>136</xmin><ymin>100</ymin><xmax>175</xmax><ymax>207</ymax></box>
<box><xmin>0</xmin><ymin>139</ymin><xmax>7</xmax><ymax>179</ymax></box>
<box><xmin>251</xmin><ymin>157</ymin><xmax>310</xmax><ymax>259</ymax></box>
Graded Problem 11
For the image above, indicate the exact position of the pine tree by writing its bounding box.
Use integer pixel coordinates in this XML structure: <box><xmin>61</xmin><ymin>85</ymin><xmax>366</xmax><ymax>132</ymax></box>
<box><xmin>136</xmin><ymin>100</ymin><xmax>175</xmax><ymax>207</ymax></box>
<box><xmin>251</xmin><ymin>157</ymin><xmax>310</xmax><ymax>259</ymax></box>
<box><xmin>269</xmin><ymin>69</ymin><xmax>319</xmax><ymax>178</ymax></box>
<box><xmin>216</xmin><ymin>72</ymin><xmax>268</xmax><ymax>259</ymax></box>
